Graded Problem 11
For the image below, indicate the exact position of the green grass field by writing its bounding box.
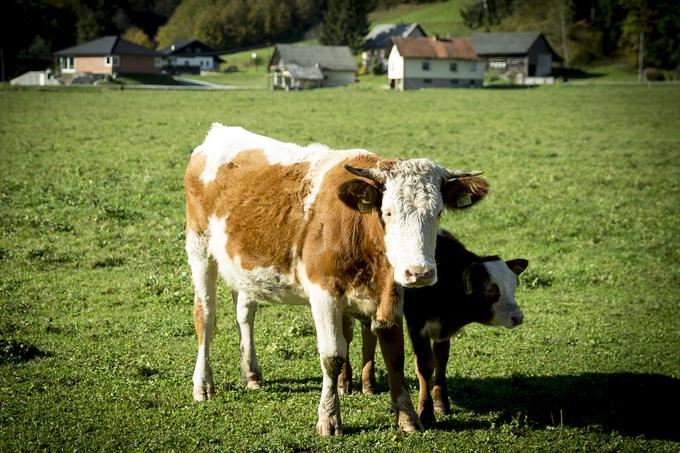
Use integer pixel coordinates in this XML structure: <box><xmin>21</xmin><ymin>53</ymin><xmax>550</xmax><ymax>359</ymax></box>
<box><xmin>1</xmin><ymin>84</ymin><xmax>679</xmax><ymax>451</ymax></box>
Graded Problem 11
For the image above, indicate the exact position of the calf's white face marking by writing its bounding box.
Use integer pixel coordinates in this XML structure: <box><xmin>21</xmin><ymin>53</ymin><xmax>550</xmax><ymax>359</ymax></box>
<box><xmin>483</xmin><ymin>260</ymin><xmax>524</xmax><ymax>328</ymax></box>
<box><xmin>380</xmin><ymin>159</ymin><xmax>447</xmax><ymax>288</ymax></box>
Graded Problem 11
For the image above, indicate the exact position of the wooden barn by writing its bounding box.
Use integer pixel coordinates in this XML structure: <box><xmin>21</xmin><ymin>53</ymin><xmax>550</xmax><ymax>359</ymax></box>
<box><xmin>470</xmin><ymin>32</ymin><xmax>562</xmax><ymax>83</ymax></box>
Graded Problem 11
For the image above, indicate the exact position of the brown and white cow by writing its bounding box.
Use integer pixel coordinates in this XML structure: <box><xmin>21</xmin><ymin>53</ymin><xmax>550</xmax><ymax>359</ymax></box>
<box><xmin>339</xmin><ymin>229</ymin><xmax>528</xmax><ymax>424</ymax></box>
<box><xmin>183</xmin><ymin>124</ymin><xmax>488</xmax><ymax>435</ymax></box>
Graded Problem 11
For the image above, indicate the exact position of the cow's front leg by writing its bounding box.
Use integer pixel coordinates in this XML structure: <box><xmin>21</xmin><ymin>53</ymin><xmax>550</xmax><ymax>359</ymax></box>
<box><xmin>187</xmin><ymin>233</ymin><xmax>218</xmax><ymax>401</ymax></box>
<box><xmin>411</xmin><ymin>333</ymin><xmax>436</xmax><ymax>425</ymax></box>
<box><xmin>233</xmin><ymin>290</ymin><xmax>262</xmax><ymax>390</ymax></box>
<box><xmin>376</xmin><ymin>323</ymin><xmax>423</xmax><ymax>433</ymax></box>
<box><xmin>337</xmin><ymin>315</ymin><xmax>354</xmax><ymax>396</ymax></box>
<box><xmin>309</xmin><ymin>290</ymin><xmax>346</xmax><ymax>436</ymax></box>
<box><xmin>432</xmin><ymin>339</ymin><xmax>451</xmax><ymax>415</ymax></box>
<box><xmin>360</xmin><ymin>321</ymin><xmax>378</xmax><ymax>394</ymax></box>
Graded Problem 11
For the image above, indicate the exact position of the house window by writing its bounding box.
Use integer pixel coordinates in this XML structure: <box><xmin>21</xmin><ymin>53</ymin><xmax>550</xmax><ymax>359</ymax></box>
<box><xmin>59</xmin><ymin>56</ymin><xmax>74</xmax><ymax>71</ymax></box>
<box><xmin>154</xmin><ymin>58</ymin><xmax>164</xmax><ymax>68</ymax></box>
<box><xmin>105</xmin><ymin>55</ymin><xmax>120</xmax><ymax>67</ymax></box>
<box><xmin>422</xmin><ymin>61</ymin><xmax>430</xmax><ymax>71</ymax></box>
<box><xmin>490</xmin><ymin>60</ymin><xmax>507</xmax><ymax>69</ymax></box>
<box><xmin>450</xmin><ymin>79</ymin><xmax>458</xmax><ymax>85</ymax></box>
<box><xmin>470</xmin><ymin>63</ymin><xmax>477</xmax><ymax>72</ymax></box>
<box><xmin>424</xmin><ymin>78</ymin><xmax>432</xmax><ymax>83</ymax></box>
<box><xmin>450</xmin><ymin>62</ymin><xmax>457</xmax><ymax>72</ymax></box>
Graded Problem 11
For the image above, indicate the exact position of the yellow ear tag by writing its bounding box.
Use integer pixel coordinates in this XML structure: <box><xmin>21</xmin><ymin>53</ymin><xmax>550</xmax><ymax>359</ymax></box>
<box><xmin>358</xmin><ymin>199</ymin><xmax>372</xmax><ymax>214</ymax></box>
<box><xmin>462</xmin><ymin>268</ymin><xmax>473</xmax><ymax>295</ymax></box>
<box><xmin>457</xmin><ymin>193</ymin><xmax>472</xmax><ymax>208</ymax></box>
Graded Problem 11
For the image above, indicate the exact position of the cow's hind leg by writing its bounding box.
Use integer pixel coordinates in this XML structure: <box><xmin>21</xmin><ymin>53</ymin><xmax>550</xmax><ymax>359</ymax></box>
<box><xmin>309</xmin><ymin>290</ymin><xmax>346</xmax><ymax>436</ymax></box>
<box><xmin>187</xmin><ymin>231</ymin><xmax>218</xmax><ymax>401</ymax></box>
<box><xmin>233</xmin><ymin>290</ymin><xmax>262</xmax><ymax>389</ymax></box>
<box><xmin>360</xmin><ymin>322</ymin><xmax>378</xmax><ymax>394</ymax></box>
<box><xmin>337</xmin><ymin>315</ymin><xmax>354</xmax><ymax>396</ymax></box>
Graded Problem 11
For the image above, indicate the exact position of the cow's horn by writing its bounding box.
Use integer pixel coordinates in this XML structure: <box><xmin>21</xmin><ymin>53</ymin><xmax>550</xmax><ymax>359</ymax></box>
<box><xmin>446</xmin><ymin>169</ymin><xmax>483</xmax><ymax>181</ymax></box>
<box><xmin>344</xmin><ymin>165</ymin><xmax>385</xmax><ymax>183</ymax></box>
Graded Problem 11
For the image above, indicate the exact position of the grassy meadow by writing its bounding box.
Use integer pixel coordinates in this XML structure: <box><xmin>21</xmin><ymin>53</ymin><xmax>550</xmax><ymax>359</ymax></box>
<box><xmin>0</xmin><ymin>84</ymin><xmax>679</xmax><ymax>451</ymax></box>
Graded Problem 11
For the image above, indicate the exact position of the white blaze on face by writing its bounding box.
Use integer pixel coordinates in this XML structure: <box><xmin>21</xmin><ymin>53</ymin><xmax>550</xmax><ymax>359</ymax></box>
<box><xmin>484</xmin><ymin>260</ymin><xmax>524</xmax><ymax>328</ymax></box>
<box><xmin>380</xmin><ymin>159</ymin><xmax>447</xmax><ymax>288</ymax></box>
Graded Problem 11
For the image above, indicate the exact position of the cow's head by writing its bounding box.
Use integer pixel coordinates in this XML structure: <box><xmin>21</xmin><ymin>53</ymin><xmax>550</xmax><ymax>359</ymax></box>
<box><xmin>464</xmin><ymin>258</ymin><xmax>529</xmax><ymax>328</ymax></box>
<box><xmin>342</xmin><ymin>158</ymin><xmax>488</xmax><ymax>288</ymax></box>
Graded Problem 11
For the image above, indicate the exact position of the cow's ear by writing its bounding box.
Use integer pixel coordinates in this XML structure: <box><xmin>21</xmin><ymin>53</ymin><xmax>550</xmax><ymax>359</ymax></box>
<box><xmin>338</xmin><ymin>179</ymin><xmax>381</xmax><ymax>213</ymax></box>
<box><xmin>442</xmin><ymin>176</ymin><xmax>489</xmax><ymax>210</ymax></box>
<box><xmin>506</xmin><ymin>259</ymin><xmax>529</xmax><ymax>275</ymax></box>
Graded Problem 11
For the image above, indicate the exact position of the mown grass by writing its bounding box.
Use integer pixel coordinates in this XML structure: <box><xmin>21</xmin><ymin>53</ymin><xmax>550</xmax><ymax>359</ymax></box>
<box><xmin>0</xmin><ymin>84</ymin><xmax>679</xmax><ymax>451</ymax></box>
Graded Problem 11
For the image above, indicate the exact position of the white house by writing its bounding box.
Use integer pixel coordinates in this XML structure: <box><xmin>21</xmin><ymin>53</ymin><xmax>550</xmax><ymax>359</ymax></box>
<box><xmin>158</xmin><ymin>39</ymin><xmax>223</xmax><ymax>74</ymax></box>
<box><xmin>388</xmin><ymin>36</ymin><xmax>484</xmax><ymax>90</ymax></box>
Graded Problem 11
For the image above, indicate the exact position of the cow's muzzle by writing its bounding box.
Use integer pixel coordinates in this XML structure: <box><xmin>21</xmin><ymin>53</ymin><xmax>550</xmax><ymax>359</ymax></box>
<box><xmin>401</xmin><ymin>265</ymin><xmax>437</xmax><ymax>288</ymax></box>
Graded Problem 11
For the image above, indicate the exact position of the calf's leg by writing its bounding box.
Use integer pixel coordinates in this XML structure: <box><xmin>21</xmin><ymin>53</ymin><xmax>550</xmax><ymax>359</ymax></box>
<box><xmin>411</xmin><ymin>334</ymin><xmax>436</xmax><ymax>424</ymax></box>
<box><xmin>376</xmin><ymin>323</ymin><xmax>423</xmax><ymax>433</ymax></box>
<box><xmin>432</xmin><ymin>340</ymin><xmax>451</xmax><ymax>415</ymax></box>
<box><xmin>186</xmin><ymin>232</ymin><xmax>218</xmax><ymax>401</ymax></box>
<box><xmin>233</xmin><ymin>290</ymin><xmax>262</xmax><ymax>390</ymax></box>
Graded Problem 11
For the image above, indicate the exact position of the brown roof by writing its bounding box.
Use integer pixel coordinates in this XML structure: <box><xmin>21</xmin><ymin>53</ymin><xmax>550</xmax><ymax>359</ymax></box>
<box><xmin>392</xmin><ymin>36</ymin><xmax>478</xmax><ymax>60</ymax></box>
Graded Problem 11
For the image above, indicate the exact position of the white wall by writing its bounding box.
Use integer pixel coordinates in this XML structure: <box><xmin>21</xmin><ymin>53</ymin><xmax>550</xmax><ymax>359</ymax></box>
<box><xmin>388</xmin><ymin>45</ymin><xmax>404</xmax><ymax>79</ymax></box>
<box><xmin>404</xmin><ymin>58</ymin><xmax>483</xmax><ymax>81</ymax></box>
<box><xmin>323</xmin><ymin>70</ymin><xmax>355</xmax><ymax>87</ymax></box>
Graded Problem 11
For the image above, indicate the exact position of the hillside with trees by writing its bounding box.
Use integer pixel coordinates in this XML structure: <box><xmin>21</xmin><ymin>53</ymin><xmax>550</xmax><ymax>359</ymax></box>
<box><xmin>461</xmin><ymin>0</ymin><xmax>680</xmax><ymax>70</ymax></box>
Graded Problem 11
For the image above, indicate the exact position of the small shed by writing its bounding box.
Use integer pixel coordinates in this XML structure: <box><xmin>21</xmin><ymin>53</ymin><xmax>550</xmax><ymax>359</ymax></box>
<box><xmin>388</xmin><ymin>36</ymin><xmax>484</xmax><ymax>90</ymax></box>
<box><xmin>158</xmin><ymin>39</ymin><xmax>224</xmax><ymax>74</ymax></box>
<box><xmin>470</xmin><ymin>32</ymin><xmax>562</xmax><ymax>81</ymax></box>
<box><xmin>54</xmin><ymin>36</ymin><xmax>161</xmax><ymax>77</ymax></box>
<box><xmin>268</xmin><ymin>44</ymin><xmax>357</xmax><ymax>90</ymax></box>
<box><xmin>362</xmin><ymin>23</ymin><xmax>426</xmax><ymax>70</ymax></box>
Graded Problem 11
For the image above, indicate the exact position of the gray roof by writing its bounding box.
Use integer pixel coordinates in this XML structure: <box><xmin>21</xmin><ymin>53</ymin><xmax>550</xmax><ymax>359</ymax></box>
<box><xmin>471</xmin><ymin>32</ymin><xmax>547</xmax><ymax>55</ymax></box>
<box><xmin>54</xmin><ymin>36</ymin><xmax>158</xmax><ymax>56</ymax></box>
<box><xmin>158</xmin><ymin>39</ymin><xmax>220</xmax><ymax>56</ymax></box>
<box><xmin>286</xmin><ymin>64</ymin><xmax>324</xmax><ymax>80</ymax></box>
<box><xmin>363</xmin><ymin>23</ymin><xmax>425</xmax><ymax>49</ymax></box>
<box><xmin>272</xmin><ymin>44</ymin><xmax>357</xmax><ymax>72</ymax></box>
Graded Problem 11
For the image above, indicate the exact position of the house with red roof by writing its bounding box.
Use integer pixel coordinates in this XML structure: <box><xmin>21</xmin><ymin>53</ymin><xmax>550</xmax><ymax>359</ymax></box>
<box><xmin>387</xmin><ymin>36</ymin><xmax>484</xmax><ymax>90</ymax></box>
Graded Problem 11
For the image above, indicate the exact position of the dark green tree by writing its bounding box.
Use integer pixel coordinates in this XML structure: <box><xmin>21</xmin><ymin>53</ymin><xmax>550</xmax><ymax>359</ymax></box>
<box><xmin>320</xmin><ymin>0</ymin><xmax>370</xmax><ymax>52</ymax></box>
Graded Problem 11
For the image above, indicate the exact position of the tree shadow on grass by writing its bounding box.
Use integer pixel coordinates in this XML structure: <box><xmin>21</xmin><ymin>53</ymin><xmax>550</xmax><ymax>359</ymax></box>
<box><xmin>445</xmin><ymin>373</ymin><xmax>679</xmax><ymax>441</ymax></box>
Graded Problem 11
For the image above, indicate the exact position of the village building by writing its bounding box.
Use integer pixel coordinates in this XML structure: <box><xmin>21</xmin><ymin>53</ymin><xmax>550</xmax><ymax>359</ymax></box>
<box><xmin>388</xmin><ymin>36</ymin><xmax>483</xmax><ymax>90</ymax></box>
<box><xmin>268</xmin><ymin>44</ymin><xmax>357</xmax><ymax>90</ymax></box>
<box><xmin>470</xmin><ymin>32</ymin><xmax>562</xmax><ymax>84</ymax></box>
<box><xmin>54</xmin><ymin>36</ymin><xmax>161</xmax><ymax>79</ymax></box>
<box><xmin>362</xmin><ymin>23</ymin><xmax>426</xmax><ymax>71</ymax></box>
<box><xmin>158</xmin><ymin>39</ymin><xmax>223</xmax><ymax>74</ymax></box>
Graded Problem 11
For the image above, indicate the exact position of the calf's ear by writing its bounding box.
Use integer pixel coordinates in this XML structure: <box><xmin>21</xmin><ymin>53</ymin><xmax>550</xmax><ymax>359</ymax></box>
<box><xmin>442</xmin><ymin>176</ymin><xmax>489</xmax><ymax>210</ymax></box>
<box><xmin>338</xmin><ymin>179</ymin><xmax>381</xmax><ymax>213</ymax></box>
<box><xmin>506</xmin><ymin>259</ymin><xmax>529</xmax><ymax>275</ymax></box>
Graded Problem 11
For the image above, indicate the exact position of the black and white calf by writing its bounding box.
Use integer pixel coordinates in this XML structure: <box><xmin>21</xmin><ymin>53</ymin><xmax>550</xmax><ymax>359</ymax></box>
<box><xmin>339</xmin><ymin>229</ymin><xmax>528</xmax><ymax>424</ymax></box>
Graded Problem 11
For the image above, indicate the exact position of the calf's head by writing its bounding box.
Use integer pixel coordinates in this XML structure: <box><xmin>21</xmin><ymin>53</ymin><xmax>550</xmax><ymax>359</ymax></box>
<box><xmin>342</xmin><ymin>158</ymin><xmax>488</xmax><ymax>288</ymax></box>
<box><xmin>464</xmin><ymin>258</ymin><xmax>529</xmax><ymax>328</ymax></box>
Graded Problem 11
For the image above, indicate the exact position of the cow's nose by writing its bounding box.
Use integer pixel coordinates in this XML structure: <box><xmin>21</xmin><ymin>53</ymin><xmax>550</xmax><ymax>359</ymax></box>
<box><xmin>511</xmin><ymin>312</ymin><xmax>524</xmax><ymax>326</ymax></box>
<box><xmin>404</xmin><ymin>265</ymin><xmax>436</xmax><ymax>286</ymax></box>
